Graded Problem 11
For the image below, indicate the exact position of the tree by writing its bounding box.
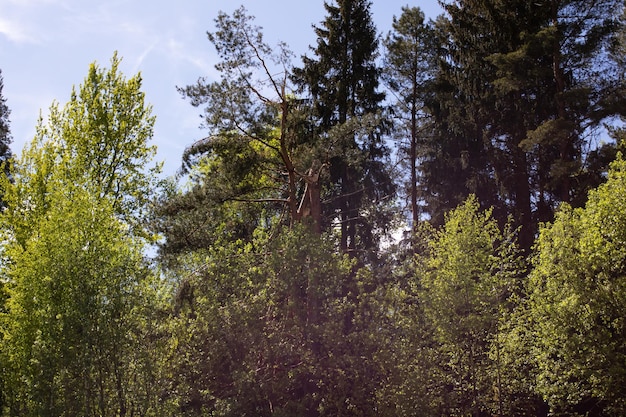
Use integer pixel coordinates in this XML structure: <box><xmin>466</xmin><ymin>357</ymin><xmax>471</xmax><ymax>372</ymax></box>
<box><xmin>422</xmin><ymin>0</ymin><xmax>556</xmax><ymax>248</ymax></box>
<box><xmin>294</xmin><ymin>0</ymin><xmax>395</xmax><ymax>255</ymax></box>
<box><xmin>3</xmin><ymin>54</ymin><xmax>159</xmax><ymax>247</ymax></box>
<box><xmin>2</xmin><ymin>183</ymin><xmax>155</xmax><ymax>416</ymax></box>
<box><xmin>177</xmin><ymin>6</ymin><xmax>326</xmax><ymax>233</ymax></box>
<box><xmin>421</xmin><ymin>0</ymin><xmax>624</xmax><ymax>250</ymax></box>
<box><xmin>417</xmin><ymin>196</ymin><xmax>525</xmax><ymax>416</ymax></box>
<box><xmin>514</xmin><ymin>156</ymin><xmax>626</xmax><ymax>416</ymax></box>
<box><xmin>158</xmin><ymin>8</ymin><xmax>401</xmax><ymax>415</ymax></box>
<box><xmin>604</xmin><ymin>3</ymin><xmax>626</xmax><ymax>154</ymax></box>
<box><xmin>418</xmin><ymin>4</ymin><xmax>503</xmax><ymax>230</ymax></box>
<box><xmin>157</xmin><ymin>7</ymin><xmax>335</xmax><ymax>267</ymax></box>
<box><xmin>0</xmin><ymin>68</ymin><xmax>12</xmax><ymax>409</ymax></box>
<box><xmin>0</xmin><ymin>54</ymin><xmax>164</xmax><ymax>416</ymax></box>
<box><xmin>164</xmin><ymin>225</ymin><xmax>392</xmax><ymax>416</ymax></box>
<box><xmin>0</xmin><ymin>69</ymin><xmax>12</xmax><ymax>173</ymax></box>
<box><xmin>383</xmin><ymin>6</ymin><xmax>437</xmax><ymax>231</ymax></box>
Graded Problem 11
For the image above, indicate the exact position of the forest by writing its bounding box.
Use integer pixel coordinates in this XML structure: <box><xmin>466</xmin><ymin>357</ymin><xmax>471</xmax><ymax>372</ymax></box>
<box><xmin>0</xmin><ymin>0</ymin><xmax>625</xmax><ymax>416</ymax></box>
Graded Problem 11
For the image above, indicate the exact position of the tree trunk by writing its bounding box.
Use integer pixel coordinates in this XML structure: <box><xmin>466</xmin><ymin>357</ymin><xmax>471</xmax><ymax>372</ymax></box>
<box><xmin>551</xmin><ymin>3</ymin><xmax>572</xmax><ymax>204</ymax></box>
<box><xmin>410</xmin><ymin>88</ymin><xmax>419</xmax><ymax>230</ymax></box>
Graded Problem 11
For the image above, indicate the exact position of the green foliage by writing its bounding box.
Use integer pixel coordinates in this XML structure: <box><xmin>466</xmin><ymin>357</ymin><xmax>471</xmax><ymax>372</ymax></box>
<box><xmin>0</xmin><ymin>68</ymin><xmax>13</xmax><ymax>409</ymax></box>
<box><xmin>415</xmin><ymin>196</ymin><xmax>525</xmax><ymax>416</ymax></box>
<box><xmin>55</xmin><ymin>53</ymin><xmax>159</xmax><ymax>231</ymax></box>
<box><xmin>0</xmin><ymin>54</ymin><xmax>165</xmax><ymax>416</ymax></box>
<box><xmin>153</xmin><ymin>130</ymin><xmax>287</xmax><ymax>265</ymax></box>
<box><xmin>294</xmin><ymin>0</ymin><xmax>395</xmax><ymax>255</ymax></box>
<box><xmin>3</xmin><ymin>53</ymin><xmax>159</xmax><ymax>246</ymax></box>
<box><xmin>383</xmin><ymin>6</ymin><xmax>437</xmax><ymax>228</ymax></box>
<box><xmin>2</xmin><ymin>185</ymin><xmax>147</xmax><ymax>415</ymax></box>
<box><xmin>517</xmin><ymin>156</ymin><xmax>626</xmax><ymax>415</ymax></box>
<box><xmin>2</xmin><ymin>3</ymin><xmax>625</xmax><ymax>416</ymax></box>
<box><xmin>164</xmin><ymin>225</ymin><xmax>393</xmax><ymax>416</ymax></box>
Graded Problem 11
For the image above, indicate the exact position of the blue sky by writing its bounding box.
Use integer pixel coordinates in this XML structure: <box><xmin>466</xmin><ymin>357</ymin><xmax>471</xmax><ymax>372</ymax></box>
<box><xmin>1</xmin><ymin>0</ymin><xmax>442</xmax><ymax>176</ymax></box>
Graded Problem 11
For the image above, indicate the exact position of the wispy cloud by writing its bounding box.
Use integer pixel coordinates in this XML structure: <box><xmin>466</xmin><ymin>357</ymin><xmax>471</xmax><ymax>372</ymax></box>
<box><xmin>165</xmin><ymin>38</ymin><xmax>215</xmax><ymax>78</ymax></box>
<box><xmin>1</xmin><ymin>0</ymin><xmax>225</xmax><ymax>172</ymax></box>
<box><xmin>0</xmin><ymin>17</ymin><xmax>39</xmax><ymax>43</ymax></box>
<box><xmin>5</xmin><ymin>0</ymin><xmax>68</xmax><ymax>5</ymax></box>
<box><xmin>131</xmin><ymin>40</ymin><xmax>159</xmax><ymax>74</ymax></box>
<box><xmin>0</xmin><ymin>0</ymin><xmax>74</xmax><ymax>44</ymax></box>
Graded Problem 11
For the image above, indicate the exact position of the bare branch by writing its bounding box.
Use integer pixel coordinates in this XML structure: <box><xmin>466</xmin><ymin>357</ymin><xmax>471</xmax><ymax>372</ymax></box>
<box><xmin>243</xmin><ymin>29</ymin><xmax>285</xmax><ymax>101</ymax></box>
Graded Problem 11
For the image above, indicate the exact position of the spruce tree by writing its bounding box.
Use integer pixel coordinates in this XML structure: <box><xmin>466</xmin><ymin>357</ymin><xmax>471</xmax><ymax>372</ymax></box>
<box><xmin>423</xmin><ymin>0</ymin><xmax>624</xmax><ymax>251</ymax></box>
<box><xmin>294</xmin><ymin>0</ymin><xmax>394</xmax><ymax>255</ymax></box>
<box><xmin>420</xmin><ymin>3</ymin><xmax>505</xmax><ymax>229</ymax></box>
<box><xmin>0</xmin><ymin>69</ymin><xmax>13</xmax><ymax>172</ymax></box>
<box><xmin>430</xmin><ymin>0</ymin><xmax>549</xmax><ymax>250</ymax></box>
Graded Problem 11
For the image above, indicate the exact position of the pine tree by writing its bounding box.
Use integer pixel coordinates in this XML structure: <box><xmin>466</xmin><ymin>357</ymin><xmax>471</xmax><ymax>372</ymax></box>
<box><xmin>159</xmin><ymin>7</ymin><xmax>329</xmax><ymax>268</ymax></box>
<box><xmin>383</xmin><ymin>6</ymin><xmax>437</xmax><ymax>231</ymax></box>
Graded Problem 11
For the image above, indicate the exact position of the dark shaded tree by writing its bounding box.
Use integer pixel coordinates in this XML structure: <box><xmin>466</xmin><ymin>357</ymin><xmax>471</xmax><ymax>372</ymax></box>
<box><xmin>421</xmin><ymin>0</ymin><xmax>624</xmax><ymax>251</ymax></box>
<box><xmin>164</xmin><ymin>226</ymin><xmax>394</xmax><ymax>417</ymax></box>
<box><xmin>418</xmin><ymin>9</ymin><xmax>500</xmax><ymax>230</ymax></box>
<box><xmin>0</xmin><ymin>70</ymin><xmax>12</xmax><ymax>169</ymax></box>
<box><xmin>293</xmin><ymin>0</ymin><xmax>395</xmax><ymax>256</ymax></box>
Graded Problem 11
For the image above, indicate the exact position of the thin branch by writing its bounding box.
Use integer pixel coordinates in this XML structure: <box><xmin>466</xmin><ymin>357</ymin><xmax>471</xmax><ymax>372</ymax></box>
<box><xmin>228</xmin><ymin>197</ymin><xmax>290</xmax><ymax>204</ymax></box>
<box><xmin>232</xmin><ymin>120</ymin><xmax>282</xmax><ymax>153</ymax></box>
<box><xmin>244</xmin><ymin>29</ymin><xmax>284</xmax><ymax>101</ymax></box>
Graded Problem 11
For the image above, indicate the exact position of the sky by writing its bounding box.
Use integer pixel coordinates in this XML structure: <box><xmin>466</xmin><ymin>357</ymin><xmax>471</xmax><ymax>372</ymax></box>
<box><xmin>0</xmin><ymin>0</ymin><xmax>443</xmax><ymax>176</ymax></box>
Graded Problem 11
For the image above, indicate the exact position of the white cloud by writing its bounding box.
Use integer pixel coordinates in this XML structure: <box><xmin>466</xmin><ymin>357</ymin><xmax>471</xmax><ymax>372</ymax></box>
<box><xmin>0</xmin><ymin>16</ymin><xmax>40</xmax><ymax>44</ymax></box>
<box><xmin>0</xmin><ymin>0</ymin><xmax>74</xmax><ymax>44</ymax></box>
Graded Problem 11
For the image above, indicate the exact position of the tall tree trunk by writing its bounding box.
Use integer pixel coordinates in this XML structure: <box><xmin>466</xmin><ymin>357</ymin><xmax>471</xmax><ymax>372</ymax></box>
<box><xmin>410</xmin><ymin>89</ymin><xmax>419</xmax><ymax>230</ymax></box>
<box><xmin>551</xmin><ymin>3</ymin><xmax>572</xmax><ymax>203</ymax></box>
<box><xmin>513</xmin><ymin>145</ymin><xmax>533</xmax><ymax>252</ymax></box>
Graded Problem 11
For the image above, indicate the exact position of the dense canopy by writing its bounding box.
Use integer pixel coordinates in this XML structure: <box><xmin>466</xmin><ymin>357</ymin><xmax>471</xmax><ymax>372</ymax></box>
<box><xmin>1</xmin><ymin>1</ymin><xmax>625</xmax><ymax>416</ymax></box>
